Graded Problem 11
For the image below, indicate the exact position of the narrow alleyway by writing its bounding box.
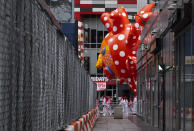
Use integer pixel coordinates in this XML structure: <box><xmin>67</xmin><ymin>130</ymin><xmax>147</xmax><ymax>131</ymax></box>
<box><xmin>0</xmin><ymin>0</ymin><xmax>193</xmax><ymax>131</ymax></box>
<box><xmin>93</xmin><ymin>115</ymin><xmax>161</xmax><ymax>131</ymax></box>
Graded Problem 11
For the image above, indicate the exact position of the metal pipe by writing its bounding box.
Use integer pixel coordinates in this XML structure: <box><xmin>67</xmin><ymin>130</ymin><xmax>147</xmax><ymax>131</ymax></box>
<box><xmin>71</xmin><ymin>0</ymin><xmax>74</xmax><ymax>22</ymax></box>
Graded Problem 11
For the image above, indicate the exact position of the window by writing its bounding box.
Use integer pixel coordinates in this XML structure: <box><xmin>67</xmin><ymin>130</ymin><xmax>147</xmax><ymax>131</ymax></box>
<box><xmin>91</xmin><ymin>29</ymin><xmax>96</xmax><ymax>43</ymax></box>
<box><xmin>84</xmin><ymin>57</ymin><xmax>90</xmax><ymax>72</ymax></box>
<box><xmin>84</xmin><ymin>44</ymin><xmax>90</xmax><ymax>48</ymax></box>
<box><xmin>91</xmin><ymin>44</ymin><xmax>96</xmax><ymax>48</ymax></box>
<box><xmin>184</xmin><ymin>28</ymin><xmax>192</xmax><ymax>131</ymax></box>
<box><xmin>84</xmin><ymin>28</ymin><xmax>90</xmax><ymax>43</ymax></box>
<box><xmin>97</xmin><ymin>44</ymin><xmax>101</xmax><ymax>48</ymax></box>
<box><xmin>104</xmin><ymin>31</ymin><xmax>108</xmax><ymax>37</ymax></box>
<box><xmin>97</xmin><ymin>31</ymin><xmax>103</xmax><ymax>43</ymax></box>
<box><xmin>82</xmin><ymin>14</ymin><xmax>108</xmax><ymax>49</ymax></box>
<box><xmin>175</xmin><ymin>26</ymin><xmax>193</xmax><ymax>131</ymax></box>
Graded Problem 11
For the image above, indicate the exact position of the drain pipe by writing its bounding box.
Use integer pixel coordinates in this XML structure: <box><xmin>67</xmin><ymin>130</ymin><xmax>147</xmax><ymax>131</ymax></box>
<box><xmin>71</xmin><ymin>0</ymin><xmax>74</xmax><ymax>22</ymax></box>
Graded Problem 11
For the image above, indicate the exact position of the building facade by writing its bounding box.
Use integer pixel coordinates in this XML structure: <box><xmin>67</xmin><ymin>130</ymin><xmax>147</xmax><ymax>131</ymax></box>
<box><xmin>45</xmin><ymin>0</ymin><xmax>79</xmax><ymax>51</ymax></box>
<box><xmin>74</xmin><ymin>0</ymin><xmax>137</xmax><ymax>100</ymax></box>
<box><xmin>137</xmin><ymin>0</ymin><xmax>193</xmax><ymax>131</ymax></box>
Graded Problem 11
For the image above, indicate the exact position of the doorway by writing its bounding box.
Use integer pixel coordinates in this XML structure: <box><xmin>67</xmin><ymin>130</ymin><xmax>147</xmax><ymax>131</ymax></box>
<box><xmin>106</xmin><ymin>85</ymin><xmax>117</xmax><ymax>102</ymax></box>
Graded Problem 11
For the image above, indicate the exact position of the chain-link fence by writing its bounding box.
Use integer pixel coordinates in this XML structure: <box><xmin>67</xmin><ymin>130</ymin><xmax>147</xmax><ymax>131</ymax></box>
<box><xmin>0</xmin><ymin>0</ymin><xmax>97</xmax><ymax>131</ymax></box>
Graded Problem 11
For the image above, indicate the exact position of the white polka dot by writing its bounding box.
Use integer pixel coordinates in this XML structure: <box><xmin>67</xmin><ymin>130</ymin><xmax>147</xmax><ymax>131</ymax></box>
<box><xmin>113</xmin><ymin>26</ymin><xmax>117</xmax><ymax>32</ymax></box>
<box><xmin>104</xmin><ymin>17</ymin><xmax>108</xmax><ymax>21</ymax></box>
<box><xmin>113</xmin><ymin>44</ymin><xmax>118</xmax><ymax>50</ymax></box>
<box><xmin>127</xmin><ymin>27</ymin><xmax>130</xmax><ymax>30</ymax></box>
<box><xmin>128</xmin><ymin>78</ymin><xmax>131</xmax><ymax>82</ymax></box>
<box><xmin>134</xmin><ymin>89</ymin><xmax>136</xmax><ymax>92</ymax></box>
<box><xmin>138</xmin><ymin>36</ymin><xmax>141</xmax><ymax>40</ymax></box>
<box><xmin>135</xmin><ymin>81</ymin><xmax>137</xmax><ymax>85</ymax></box>
<box><xmin>119</xmin><ymin>13</ymin><xmax>121</xmax><ymax>16</ymax></box>
<box><xmin>133</xmin><ymin>36</ymin><xmax>136</xmax><ymax>39</ymax></box>
<box><xmin>118</xmin><ymin>34</ymin><xmax>125</xmax><ymax>40</ymax></box>
<box><xmin>115</xmin><ymin>9</ymin><xmax>118</xmax><ymax>12</ymax></box>
<box><xmin>130</xmin><ymin>61</ymin><xmax>133</xmax><ymax>64</ymax></box>
<box><xmin>105</xmin><ymin>23</ymin><xmax>110</xmax><ymax>28</ymax></box>
<box><xmin>135</xmin><ymin>23</ymin><xmax>139</xmax><ymax>28</ymax></box>
<box><xmin>105</xmin><ymin>33</ymin><xmax>109</xmax><ymax>38</ymax></box>
<box><xmin>125</xmin><ymin>40</ymin><xmax>128</xmax><ymax>44</ymax></box>
<box><xmin>120</xmin><ymin>24</ymin><xmax>123</xmax><ymax>27</ymax></box>
<box><xmin>109</xmin><ymin>38</ymin><xmax>113</xmax><ymax>42</ymax></box>
<box><xmin>121</xmin><ymin>69</ymin><xmax>125</xmax><ymax>73</ymax></box>
<box><xmin>111</xmin><ymin>13</ymin><xmax>114</xmax><ymax>16</ymax></box>
<box><xmin>132</xmin><ymin>51</ymin><xmax>136</xmax><ymax>54</ymax></box>
<box><xmin>140</xmin><ymin>11</ymin><xmax>144</xmax><ymax>14</ymax></box>
<box><xmin>122</xmin><ymin>12</ymin><xmax>126</xmax><ymax>16</ymax></box>
<box><xmin>119</xmin><ymin>51</ymin><xmax>125</xmax><ymax>57</ymax></box>
<box><xmin>129</xmin><ymin>56</ymin><xmax>132</xmax><ymax>59</ymax></box>
<box><xmin>115</xmin><ymin>60</ymin><xmax>119</xmax><ymax>65</ymax></box>
<box><xmin>129</xmin><ymin>84</ymin><xmax>132</xmax><ymax>88</ymax></box>
<box><xmin>143</xmin><ymin>13</ymin><xmax>148</xmax><ymax>18</ymax></box>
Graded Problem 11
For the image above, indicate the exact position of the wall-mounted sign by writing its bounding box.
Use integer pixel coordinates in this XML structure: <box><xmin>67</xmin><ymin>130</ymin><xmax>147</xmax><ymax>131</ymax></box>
<box><xmin>91</xmin><ymin>77</ymin><xmax>109</xmax><ymax>82</ymax></box>
<box><xmin>97</xmin><ymin>82</ymin><xmax>106</xmax><ymax>91</ymax></box>
<box><xmin>185</xmin><ymin>56</ymin><xmax>194</xmax><ymax>64</ymax></box>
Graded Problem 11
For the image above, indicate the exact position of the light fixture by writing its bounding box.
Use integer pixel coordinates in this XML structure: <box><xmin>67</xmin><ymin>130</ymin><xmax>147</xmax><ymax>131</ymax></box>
<box><xmin>165</xmin><ymin>65</ymin><xmax>172</xmax><ymax>70</ymax></box>
<box><xmin>167</xmin><ymin>0</ymin><xmax>178</xmax><ymax>10</ymax></box>
<box><xmin>158</xmin><ymin>65</ymin><xmax>163</xmax><ymax>71</ymax></box>
<box><xmin>165</xmin><ymin>65</ymin><xmax>175</xmax><ymax>70</ymax></box>
<box><xmin>167</xmin><ymin>3</ymin><xmax>177</xmax><ymax>10</ymax></box>
<box><xmin>151</xmin><ymin>30</ymin><xmax>157</xmax><ymax>36</ymax></box>
<box><xmin>158</xmin><ymin>64</ymin><xmax>174</xmax><ymax>72</ymax></box>
<box><xmin>151</xmin><ymin>28</ymin><xmax>159</xmax><ymax>36</ymax></box>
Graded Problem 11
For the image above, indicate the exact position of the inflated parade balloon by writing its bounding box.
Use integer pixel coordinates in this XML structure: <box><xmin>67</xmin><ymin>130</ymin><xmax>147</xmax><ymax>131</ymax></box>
<box><xmin>96</xmin><ymin>3</ymin><xmax>155</xmax><ymax>96</ymax></box>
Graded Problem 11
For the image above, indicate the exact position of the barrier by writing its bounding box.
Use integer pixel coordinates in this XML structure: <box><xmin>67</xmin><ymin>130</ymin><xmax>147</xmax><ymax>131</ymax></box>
<box><xmin>65</xmin><ymin>107</ymin><xmax>99</xmax><ymax>131</ymax></box>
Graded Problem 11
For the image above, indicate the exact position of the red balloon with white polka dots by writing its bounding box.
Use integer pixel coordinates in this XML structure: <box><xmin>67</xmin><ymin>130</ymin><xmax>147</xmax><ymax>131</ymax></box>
<box><xmin>96</xmin><ymin>3</ymin><xmax>155</xmax><ymax>96</ymax></box>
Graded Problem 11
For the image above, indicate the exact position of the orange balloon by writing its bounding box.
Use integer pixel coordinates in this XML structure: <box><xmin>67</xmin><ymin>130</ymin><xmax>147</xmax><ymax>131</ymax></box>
<box><xmin>96</xmin><ymin>3</ymin><xmax>155</xmax><ymax>97</ymax></box>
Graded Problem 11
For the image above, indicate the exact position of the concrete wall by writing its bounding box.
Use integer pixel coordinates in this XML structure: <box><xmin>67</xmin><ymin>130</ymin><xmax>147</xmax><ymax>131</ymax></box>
<box><xmin>84</xmin><ymin>48</ymin><xmax>99</xmax><ymax>75</ymax></box>
<box><xmin>137</xmin><ymin>0</ymin><xmax>147</xmax><ymax>12</ymax></box>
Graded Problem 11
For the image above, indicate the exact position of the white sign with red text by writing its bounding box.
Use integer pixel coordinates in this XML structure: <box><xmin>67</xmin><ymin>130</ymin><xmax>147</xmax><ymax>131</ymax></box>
<box><xmin>97</xmin><ymin>82</ymin><xmax>106</xmax><ymax>91</ymax></box>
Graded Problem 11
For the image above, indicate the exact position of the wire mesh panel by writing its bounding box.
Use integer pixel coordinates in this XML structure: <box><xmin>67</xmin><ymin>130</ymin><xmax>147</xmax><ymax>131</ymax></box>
<box><xmin>0</xmin><ymin>0</ymin><xmax>97</xmax><ymax>131</ymax></box>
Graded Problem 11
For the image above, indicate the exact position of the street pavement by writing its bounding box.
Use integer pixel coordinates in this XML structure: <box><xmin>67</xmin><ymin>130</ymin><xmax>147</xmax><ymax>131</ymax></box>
<box><xmin>93</xmin><ymin>115</ymin><xmax>161</xmax><ymax>131</ymax></box>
